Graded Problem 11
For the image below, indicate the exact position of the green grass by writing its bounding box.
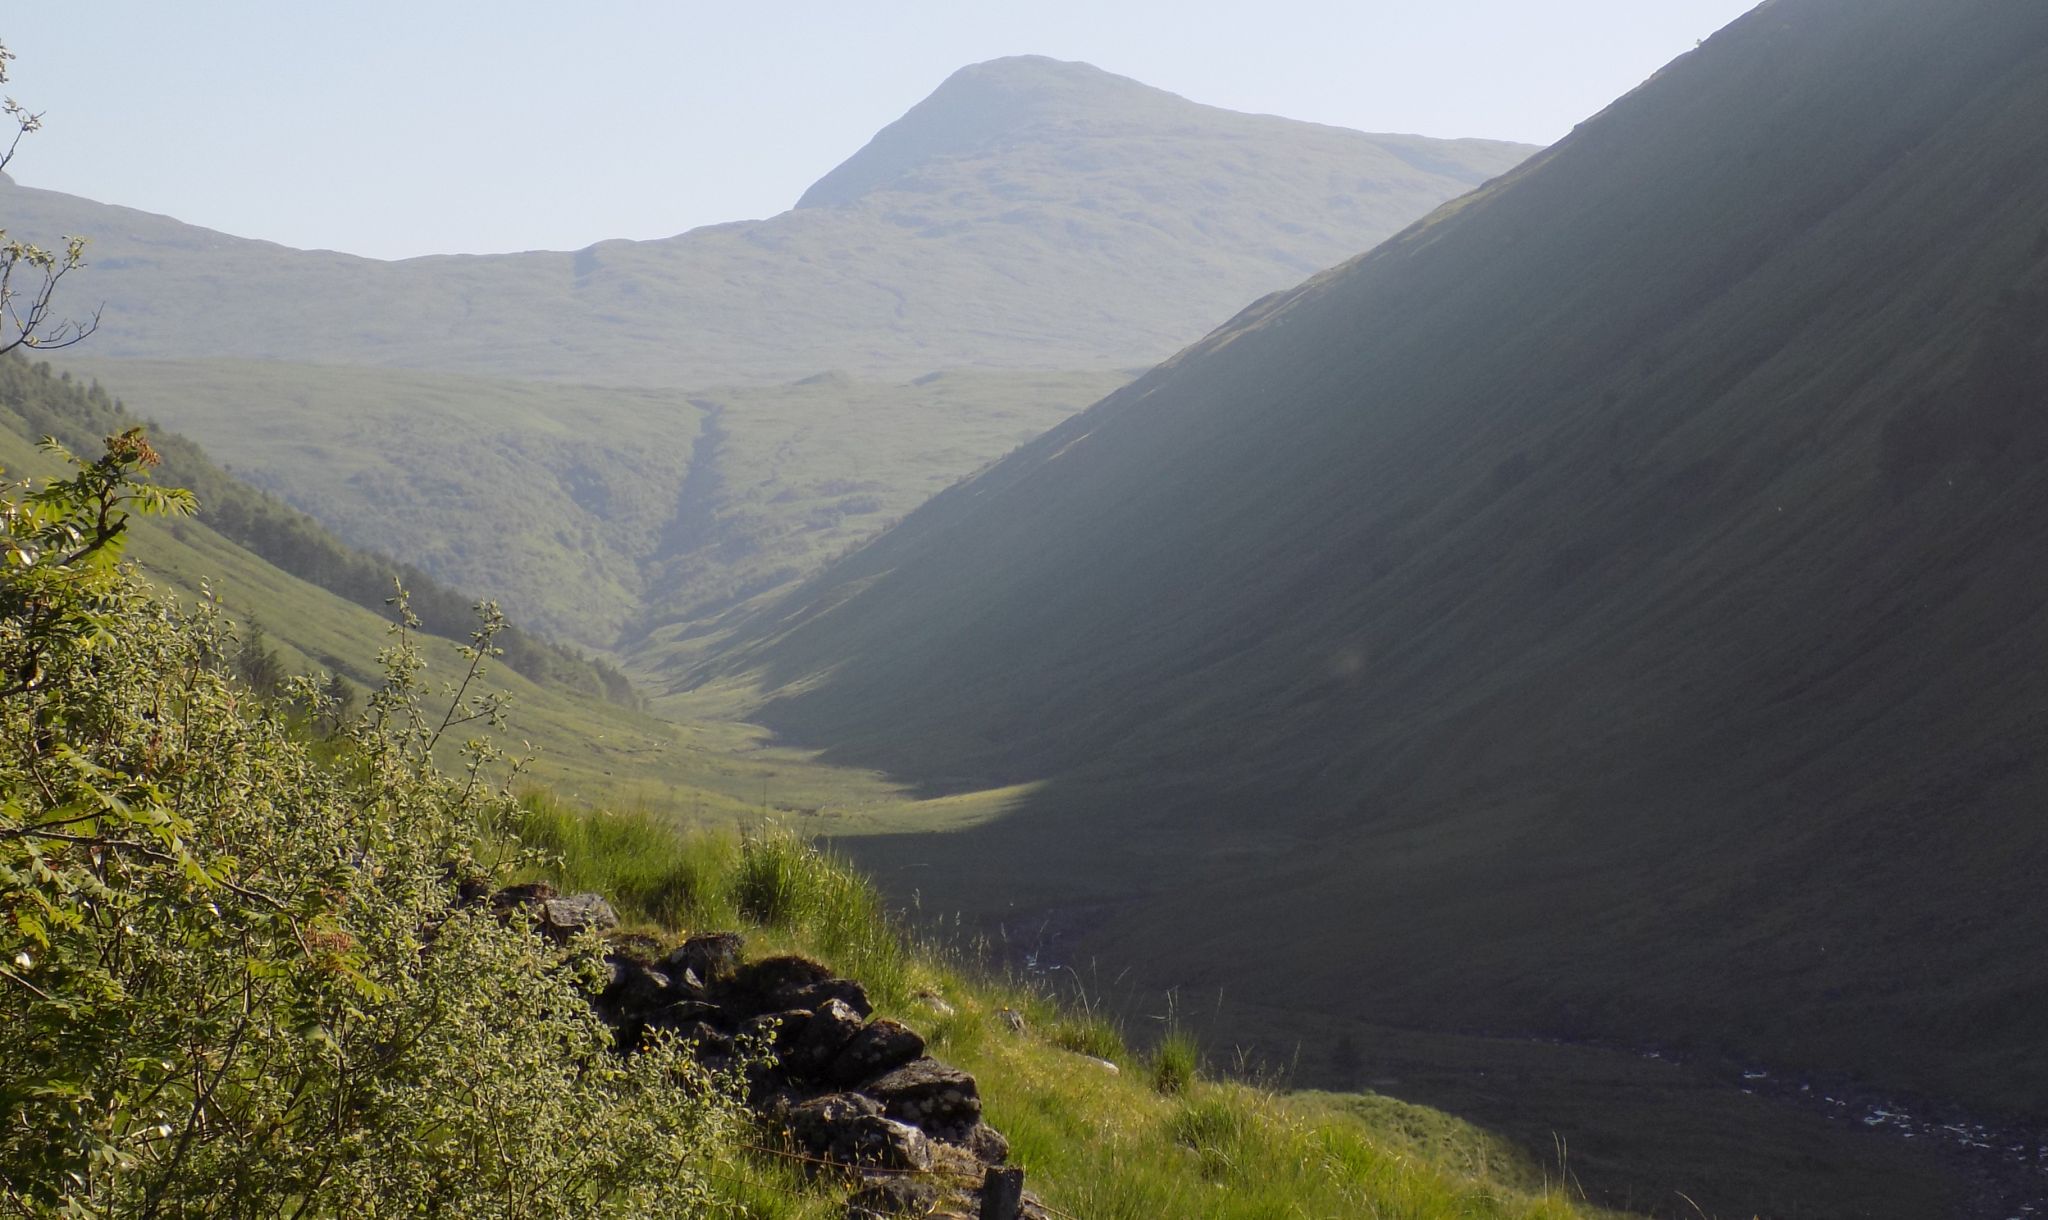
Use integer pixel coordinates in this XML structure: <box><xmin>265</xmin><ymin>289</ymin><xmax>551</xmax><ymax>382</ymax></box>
<box><xmin>1043</xmin><ymin>1010</ymin><xmax>1127</xmax><ymax>1065</ymax></box>
<box><xmin>1149</xmin><ymin>1026</ymin><xmax>1202</xmax><ymax>1096</ymax></box>
<box><xmin>505</xmin><ymin>801</ymin><xmax>1603</xmax><ymax>1220</ymax></box>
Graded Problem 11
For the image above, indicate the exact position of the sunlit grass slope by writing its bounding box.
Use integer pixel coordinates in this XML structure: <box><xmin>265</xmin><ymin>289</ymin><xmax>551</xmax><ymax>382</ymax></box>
<box><xmin>509</xmin><ymin>797</ymin><xmax>1605</xmax><ymax>1220</ymax></box>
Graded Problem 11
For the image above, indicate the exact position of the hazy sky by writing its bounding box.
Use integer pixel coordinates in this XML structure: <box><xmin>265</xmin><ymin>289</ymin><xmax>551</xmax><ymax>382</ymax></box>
<box><xmin>2</xmin><ymin>2</ymin><xmax>1758</xmax><ymax>261</ymax></box>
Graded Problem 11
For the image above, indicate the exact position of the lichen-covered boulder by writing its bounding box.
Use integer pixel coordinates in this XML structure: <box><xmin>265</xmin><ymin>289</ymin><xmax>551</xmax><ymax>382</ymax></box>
<box><xmin>646</xmin><ymin>1018</ymin><xmax>732</xmax><ymax>1063</ymax></box>
<box><xmin>488</xmin><ymin>884</ymin><xmax>618</xmax><ymax>942</ymax></box>
<box><xmin>964</xmin><ymin>1121</ymin><xmax>1010</xmax><ymax>1166</ymax></box>
<box><xmin>739</xmin><ymin>1009</ymin><xmax>814</xmax><ymax>1059</ymax></box>
<box><xmin>862</xmin><ymin>1057</ymin><xmax>981</xmax><ymax>1138</ymax></box>
<box><xmin>641</xmin><ymin>998</ymin><xmax>727</xmax><ymax>1031</ymax></box>
<box><xmin>598</xmin><ymin>955</ymin><xmax>671</xmax><ymax>1021</ymax></box>
<box><xmin>539</xmin><ymin>892</ymin><xmax>618</xmax><ymax>940</ymax></box>
<box><xmin>787</xmin><ymin>976</ymin><xmax>874</xmax><ymax>1019</ymax></box>
<box><xmin>827</xmin><ymin>1018</ymin><xmax>926</xmax><ymax>1087</ymax></box>
<box><xmin>979</xmin><ymin>1167</ymin><xmax>1026</xmax><ymax>1220</ymax></box>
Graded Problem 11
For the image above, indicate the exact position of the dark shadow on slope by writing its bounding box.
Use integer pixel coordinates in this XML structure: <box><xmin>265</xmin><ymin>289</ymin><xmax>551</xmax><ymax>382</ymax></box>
<box><xmin>694</xmin><ymin>0</ymin><xmax>2048</xmax><ymax>1138</ymax></box>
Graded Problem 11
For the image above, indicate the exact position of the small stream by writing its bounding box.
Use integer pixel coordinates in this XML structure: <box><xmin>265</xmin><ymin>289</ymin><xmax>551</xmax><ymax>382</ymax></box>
<box><xmin>1694</xmin><ymin>1056</ymin><xmax>2048</xmax><ymax>1218</ymax></box>
<box><xmin>1001</xmin><ymin>904</ymin><xmax>2048</xmax><ymax>1218</ymax></box>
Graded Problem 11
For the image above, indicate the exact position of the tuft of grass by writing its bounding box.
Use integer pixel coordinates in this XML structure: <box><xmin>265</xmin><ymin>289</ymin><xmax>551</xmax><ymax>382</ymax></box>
<box><xmin>1169</xmin><ymin>1095</ymin><xmax>1254</xmax><ymax>1180</ymax></box>
<box><xmin>729</xmin><ymin>828</ymin><xmax>910</xmax><ymax>1003</ymax></box>
<box><xmin>1045</xmin><ymin>1012</ymin><xmax>1127</xmax><ymax>1064</ymax></box>
<box><xmin>1149</xmin><ymin>1026</ymin><xmax>1202</xmax><ymax>1096</ymax></box>
<box><xmin>509</xmin><ymin>792</ymin><xmax>706</xmax><ymax>926</ymax></box>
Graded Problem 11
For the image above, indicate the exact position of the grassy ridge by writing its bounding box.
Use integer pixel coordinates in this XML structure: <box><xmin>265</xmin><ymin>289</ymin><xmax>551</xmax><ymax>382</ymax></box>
<box><xmin>509</xmin><ymin>795</ymin><xmax>1600</xmax><ymax>1220</ymax></box>
<box><xmin>0</xmin><ymin>384</ymin><xmax>1039</xmax><ymax>855</ymax></box>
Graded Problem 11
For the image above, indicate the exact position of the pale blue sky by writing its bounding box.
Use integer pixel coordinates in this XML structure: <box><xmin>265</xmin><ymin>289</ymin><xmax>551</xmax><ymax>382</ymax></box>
<box><xmin>2</xmin><ymin>2</ymin><xmax>1758</xmax><ymax>260</ymax></box>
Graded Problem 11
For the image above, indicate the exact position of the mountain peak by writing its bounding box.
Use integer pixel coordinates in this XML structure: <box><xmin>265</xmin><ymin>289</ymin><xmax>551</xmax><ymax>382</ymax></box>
<box><xmin>795</xmin><ymin>56</ymin><xmax>1179</xmax><ymax>209</ymax></box>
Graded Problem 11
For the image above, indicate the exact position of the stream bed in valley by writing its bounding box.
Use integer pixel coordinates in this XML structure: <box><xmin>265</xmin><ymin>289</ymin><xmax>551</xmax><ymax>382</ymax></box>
<box><xmin>996</xmin><ymin>904</ymin><xmax>2044</xmax><ymax>1220</ymax></box>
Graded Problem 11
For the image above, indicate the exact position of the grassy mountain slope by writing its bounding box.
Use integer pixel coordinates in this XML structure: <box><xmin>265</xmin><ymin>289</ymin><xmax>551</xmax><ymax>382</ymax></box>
<box><xmin>0</xmin><ymin>409</ymin><xmax>1599</xmax><ymax>1220</ymax></box>
<box><xmin>5</xmin><ymin>58</ymin><xmax>1531</xmax><ymax>384</ymax></box>
<box><xmin>701</xmin><ymin>0</ymin><xmax>2048</xmax><ymax>1131</ymax></box>
<box><xmin>0</xmin><ymin>356</ymin><xmax>918</xmax><ymax>817</ymax></box>
<box><xmin>51</xmin><ymin>357</ymin><xmax>1130</xmax><ymax>650</ymax></box>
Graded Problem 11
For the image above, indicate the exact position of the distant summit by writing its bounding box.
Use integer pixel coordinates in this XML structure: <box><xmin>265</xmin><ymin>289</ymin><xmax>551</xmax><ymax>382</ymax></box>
<box><xmin>2</xmin><ymin>61</ymin><xmax>1530</xmax><ymax>382</ymax></box>
<box><xmin>797</xmin><ymin>57</ymin><xmax>1176</xmax><ymax>208</ymax></box>
<box><xmin>796</xmin><ymin>54</ymin><xmax>1502</xmax><ymax>211</ymax></box>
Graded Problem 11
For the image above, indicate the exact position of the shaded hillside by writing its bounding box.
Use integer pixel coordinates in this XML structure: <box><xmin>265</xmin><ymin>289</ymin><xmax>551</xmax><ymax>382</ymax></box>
<box><xmin>704</xmin><ymin>0</ymin><xmax>2048</xmax><ymax>1130</ymax></box>
<box><xmin>7</xmin><ymin>58</ymin><xmax>1531</xmax><ymax>383</ymax></box>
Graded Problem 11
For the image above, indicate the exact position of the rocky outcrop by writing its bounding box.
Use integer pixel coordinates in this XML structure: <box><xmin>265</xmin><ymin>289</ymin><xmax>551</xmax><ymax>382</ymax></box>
<box><xmin>482</xmin><ymin>887</ymin><xmax>1050</xmax><ymax>1220</ymax></box>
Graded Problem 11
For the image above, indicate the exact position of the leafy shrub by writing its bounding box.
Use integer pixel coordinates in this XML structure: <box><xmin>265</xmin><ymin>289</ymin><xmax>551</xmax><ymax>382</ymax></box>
<box><xmin>0</xmin><ymin>434</ymin><xmax>736</xmax><ymax>1216</ymax></box>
